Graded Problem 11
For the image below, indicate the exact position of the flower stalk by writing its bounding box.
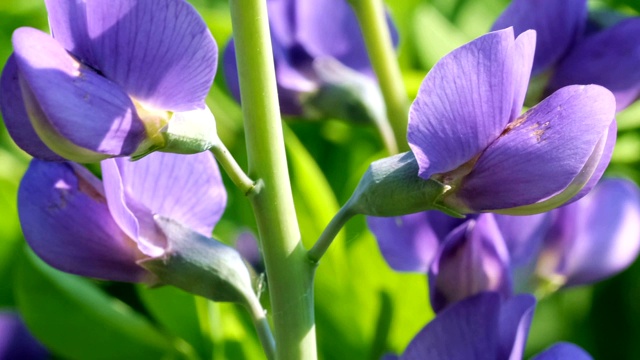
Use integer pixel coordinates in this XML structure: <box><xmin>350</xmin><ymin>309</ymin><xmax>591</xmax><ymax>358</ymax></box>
<box><xmin>228</xmin><ymin>0</ymin><xmax>317</xmax><ymax>359</ymax></box>
<box><xmin>350</xmin><ymin>0</ymin><xmax>410</xmax><ymax>152</ymax></box>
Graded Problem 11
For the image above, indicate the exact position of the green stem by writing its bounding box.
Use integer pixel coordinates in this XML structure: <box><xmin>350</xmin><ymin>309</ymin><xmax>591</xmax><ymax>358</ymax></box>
<box><xmin>210</xmin><ymin>140</ymin><xmax>257</xmax><ymax>196</ymax></box>
<box><xmin>228</xmin><ymin>0</ymin><xmax>317</xmax><ymax>359</ymax></box>
<box><xmin>350</xmin><ymin>0</ymin><xmax>410</xmax><ymax>152</ymax></box>
<box><xmin>245</xmin><ymin>295</ymin><xmax>276</xmax><ymax>360</ymax></box>
<box><xmin>308</xmin><ymin>205</ymin><xmax>356</xmax><ymax>263</ymax></box>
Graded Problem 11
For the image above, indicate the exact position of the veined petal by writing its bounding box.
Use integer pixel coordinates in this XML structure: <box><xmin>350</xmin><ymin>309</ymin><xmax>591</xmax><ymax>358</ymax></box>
<box><xmin>12</xmin><ymin>27</ymin><xmax>145</xmax><ymax>161</ymax></box>
<box><xmin>494</xmin><ymin>213</ymin><xmax>551</xmax><ymax>266</ymax></box>
<box><xmin>492</xmin><ymin>0</ymin><xmax>587</xmax><ymax>75</ymax></box>
<box><xmin>401</xmin><ymin>292</ymin><xmax>500</xmax><ymax>360</ymax></box>
<box><xmin>18</xmin><ymin>160</ymin><xmax>145</xmax><ymax>282</ymax></box>
<box><xmin>408</xmin><ymin>28</ymin><xmax>519</xmax><ymax>179</ymax></box>
<box><xmin>429</xmin><ymin>215</ymin><xmax>512</xmax><ymax>313</ymax></box>
<box><xmin>549</xmin><ymin>18</ymin><xmax>640</xmax><ymax>111</ymax></box>
<box><xmin>510</xmin><ymin>30</ymin><xmax>536</xmax><ymax>121</ymax></box>
<box><xmin>367</xmin><ymin>211</ymin><xmax>463</xmax><ymax>273</ymax></box>
<box><xmin>0</xmin><ymin>55</ymin><xmax>63</xmax><ymax>161</ymax></box>
<box><xmin>456</xmin><ymin>85</ymin><xmax>615</xmax><ymax>212</ymax></box>
<box><xmin>102</xmin><ymin>151</ymin><xmax>226</xmax><ymax>257</ymax></box>
<box><xmin>48</xmin><ymin>0</ymin><xmax>217</xmax><ymax>111</ymax></box>
<box><xmin>562</xmin><ymin>179</ymin><xmax>640</xmax><ymax>286</ymax></box>
<box><xmin>532</xmin><ymin>342</ymin><xmax>593</xmax><ymax>360</ymax></box>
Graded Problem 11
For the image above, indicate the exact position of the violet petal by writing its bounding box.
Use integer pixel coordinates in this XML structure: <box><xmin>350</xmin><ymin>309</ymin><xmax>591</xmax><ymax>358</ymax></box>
<box><xmin>492</xmin><ymin>0</ymin><xmax>587</xmax><ymax>75</ymax></box>
<box><xmin>0</xmin><ymin>55</ymin><xmax>63</xmax><ymax>161</ymax></box>
<box><xmin>408</xmin><ymin>28</ymin><xmax>520</xmax><ymax>179</ymax></box>
<box><xmin>562</xmin><ymin>178</ymin><xmax>640</xmax><ymax>286</ymax></box>
<box><xmin>549</xmin><ymin>18</ymin><xmax>640</xmax><ymax>111</ymax></box>
<box><xmin>102</xmin><ymin>152</ymin><xmax>226</xmax><ymax>257</ymax></box>
<box><xmin>46</xmin><ymin>0</ymin><xmax>217</xmax><ymax>111</ymax></box>
<box><xmin>532</xmin><ymin>342</ymin><xmax>593</xmax><ymax>360</ymax></box>
<box><xmin>457</xmin><ymin>85</ymin><xmax>615</xmax><ymax>211</ymax></box>
<box><xmin>429</xmin><ymin>215</ymin><xmax>512</xmax><ymax>313</ymax></box>
<box><xmin>18</xmin><ymin>160</ymin><xmax>145</xmax><ymax>282</ymax></box>
<box><xmin>12</xmin><ymin>27</ymin><xmax>145</xmax><ymax>160</ymax></box>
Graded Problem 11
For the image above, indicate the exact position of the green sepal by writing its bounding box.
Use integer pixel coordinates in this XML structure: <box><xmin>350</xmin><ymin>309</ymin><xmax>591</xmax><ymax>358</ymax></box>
<box><xmin>139</xmin><ymin>216</ymin><xmax>256</xmax><ymax>305</ymax></box>
<box><xmin>346</xmin><ymin>151</ymin><xmax>459</xmax><ymax>217</ymax></box>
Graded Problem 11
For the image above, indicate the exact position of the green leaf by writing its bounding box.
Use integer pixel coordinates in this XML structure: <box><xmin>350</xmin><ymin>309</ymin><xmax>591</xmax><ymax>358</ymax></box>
<box><xmin>15</xmin><ymin>248</ymin><xmax>177</xmax><ymax>360</ymax></box>
<box><xmin>138</xmin><ymin>286</ymin><xmax>210</xmax><ymax>360</ymax></box>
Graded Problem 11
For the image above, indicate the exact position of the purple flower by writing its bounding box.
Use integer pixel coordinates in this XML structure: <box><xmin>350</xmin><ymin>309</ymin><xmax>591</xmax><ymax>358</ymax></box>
<box><xmin>367</xmin><ymin>211</ymin><xmax>466</xmax><ymax>272</ymax></box>
<box><xmin>17</xmin><ymin>151</ymin><xmax>226</xmax><ymax>282</ymax></box>
<box><xmin>428</xmin><ymin>215</ymin><xmax>512</xmax><ymax>313</ymax></box>
<box><xmin>395</xmin><ymin>292</ymin><xmax>592</xmax><ymax>360</ymax></box>
<box><xmin>223</xmin><ymin>0</ymin><xmax>397</xmax><ymax>119</ymax></box>
<box><xmin>492</xmin><ymin>0</ymin><xmax>640</xmax><ymax>111</ymax></box>
<box><xmin>0</xmin><ymin>0</ymin><xmax>218</xmax><ymax>162</ymax></box>
<box><xmin>0</xmin><ymin>311</ymin><xmax>48</xmax><ymax>360</ymax></box>
<box><xmin>527</xmin><ymin>178</ymin><xmax>640</xmax><ymax>289</ymax></box>
<box><xmin>408</xmin><ymin>28</ymin><xmax>616</xmax><ymax>215</ymax></box>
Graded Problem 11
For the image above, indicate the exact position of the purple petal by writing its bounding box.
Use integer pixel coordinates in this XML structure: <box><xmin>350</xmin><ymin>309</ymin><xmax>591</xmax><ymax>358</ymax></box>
<box><xmin>102</xmin><ymin>151</ymin><xmax>226</xmax><ymax>256</ymax></box>
<box><xmin>45</xmin><ymin>0</ymin><xmax>217</xmax><ymax>111</ymax></box>
<box><xmin>564</xmin><ymin>120</ymin><xmax>617</xmax><ymax>204</ymax></box>
<box><xmin>0</xmin><ymin>55</ymin><xmax>63</xmax><ymax>161</ymax></box>
<box><xmin>494</xmin><ymin>213</ymin><xmax>551</xmax><ymax>266</ymax></box>
<box><xmin>532</xmin><ymin>342</ymin><xmax>593</xmax><ymax>360</ymax></box>
<box><xmin>456</xmin><ymin>85</ymin><xmax>616</xmax><ymax>212</ymax></box>
<box><xmin>18</xmin><ymin>160</ymin><xmax>146</xmax><ymax>282</ymax></box>
<box><xmin>401</xmin><ymin>292</ymin><xmax>501</xmax><ymax>360</ymax></box>
<box><xmin>498</xmin><ymin>294</ymin><xmax>536</xmax><ymax>360</ymax></box>
<box><xmin>492</xmin><ymin>0</ymin><xmax>587</xmax><ymax>75</ymax></box>
<box><xmin>562</xmin><ymin>178</ymin><xmax>640</xmax><ymax>286</ymax></box>
<box><xmin>429</xmin><ymin>215</ymin><xmax>512</xmax><ymax>313</ymax></box>
<box><xmin>12</xmin><ymin>27</ymin><xmax>145</xmax><ymax>161</ymax></box>
<box><xmin>408</xmin><ymin>28</ymin><xmax>520</xmax><ymax>179</ymax></box>
<box><xmin>367</xmin><ymin>212</ymin><xmax>459</xmax><ymax>273</ymax></box>
<box><xmin>510</xmin><ymin>31</ymin><xmax>536</xmax><ymax>121</ymax></box>
<box><xmin>549</xmin><ymin>18</ymin><xmax>640</xmax><ymax>111</ymax></box>
<box><xmin>400</xmin><ymin>293</ymin><xmax>536</xmax><ymax>360</ymax></box>
<box><xmin>0</xmin><ymin>312</ymin><xmax>48</xmax><ymax>360</ymax></box>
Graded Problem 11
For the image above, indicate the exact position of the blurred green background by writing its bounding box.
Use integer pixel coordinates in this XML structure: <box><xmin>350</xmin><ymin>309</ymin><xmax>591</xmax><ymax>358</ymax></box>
<box><xmin>1</xmin><ymin>0</ymin><xmax>640</xmax><ymax>359</ymax></box>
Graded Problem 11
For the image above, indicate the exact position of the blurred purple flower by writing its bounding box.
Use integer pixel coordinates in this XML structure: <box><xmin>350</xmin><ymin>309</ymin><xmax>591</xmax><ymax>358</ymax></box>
<box><xmin>367</xmin><ymin>211</ymin><xmax>466</xmax><ymax>273</ymax></box>
<box><xmin>429</xmin><ymin>215</ymin><xmax>512</xmax><ymax>313</ymax></box>
<box><xmin>0</xmin><ymin>311</ymin><xmax>48</xmax><ymax>360</ymax></box>
<box><xmin>0</xmin><ymin>0</ymin><xmax>218</xmax><ymax>162</ymax></box>
<box><xmin>223</xmin><ymin>0</ymin><xmax>397</xmax><ymax>118</ymax></box>
<box><xmin>530</xmin><ymin>178</ymin><xmax>640</xmax><ymax>289</ymax></box>
<box><xmin>235</xmin><ymin>230</ymin><xmax>265</xmax><ymax>274</ymax></box>
<box><xmin>409</xmin><ymin>28</ymin><xmax>616</xmax><ymax>215</ymax></box>
<box><xmin>18</xmin><ymin>151</ymin><xmax>226</xmax><ymax>282</ymax></box>
<box><xmin>394</xmin><ymin>292</ymin><xmax>592</xmax><ymax>360</ymax></box>
<box><xmin>492</xmin><ymin>0</ymin><xmax>640</xmax><ymax>111</ymax></box>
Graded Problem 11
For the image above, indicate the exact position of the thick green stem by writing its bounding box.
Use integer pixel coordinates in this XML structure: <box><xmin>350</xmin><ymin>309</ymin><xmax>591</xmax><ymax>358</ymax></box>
<box><xmin>228</xmin><ymin>0</ymin><xmax>317</xmax><ymax>359</ymax></box>
<box><xmin>351</xmin><ymin>0</ymin><xmax>410</xmax><ymax>152</ymax></box>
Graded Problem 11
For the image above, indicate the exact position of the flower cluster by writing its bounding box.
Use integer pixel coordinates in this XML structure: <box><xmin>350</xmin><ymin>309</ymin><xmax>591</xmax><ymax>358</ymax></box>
<box><xmin>492</xmin><ymin>0</ymin><xmax>640</xmax><ymax>111</ymax></box>
<box><xmin>0</xmin><ymin>0</ymin><xmax>219</xmax><ymax>163</ymax></box>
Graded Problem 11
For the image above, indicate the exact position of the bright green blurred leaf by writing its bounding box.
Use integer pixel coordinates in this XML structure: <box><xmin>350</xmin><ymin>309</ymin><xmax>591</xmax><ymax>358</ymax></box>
<box><xmin>15</xmin><ymin>248</ymin><xmax>177</xmax><ymax>360</ymax></box>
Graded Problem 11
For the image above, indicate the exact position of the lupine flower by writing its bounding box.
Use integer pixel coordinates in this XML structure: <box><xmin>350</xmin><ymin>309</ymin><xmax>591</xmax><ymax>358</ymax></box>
<box><xmin>428</xmin><ymin>215</ymin><xmax>512</xmax><ymax>313</ymax></box>
<box><xmin>18</xmin><ymin>151</ymin><xmax>226</xmax><ymax>282</ymax></box>
<box><xmin>492</xmin><ymin>0</ymin><xmax>640</xmax><ymax>111</ymax></box>
<box><xmin>391</xmin><ymin>292</ymin><xmax>592</xmax><ymax>360</ymax></box>
<box><xmin>0</xmin><ymin>0</ymin><xmax>218</xmax><ymax>162</ymax></box>
<box><xmin>0</xmin><ymin>311</ymin><xmax>48</xmax><ymax>360</ymax></box>
<box><xmin>408</xmin><ymin>28</ymin><xmax>616</xmax><ymax>215</ymax></box>
<box><xmin>223</xmin><ymin>0</ymin><xmax>397</xmax><ymax>122</ymax></box>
